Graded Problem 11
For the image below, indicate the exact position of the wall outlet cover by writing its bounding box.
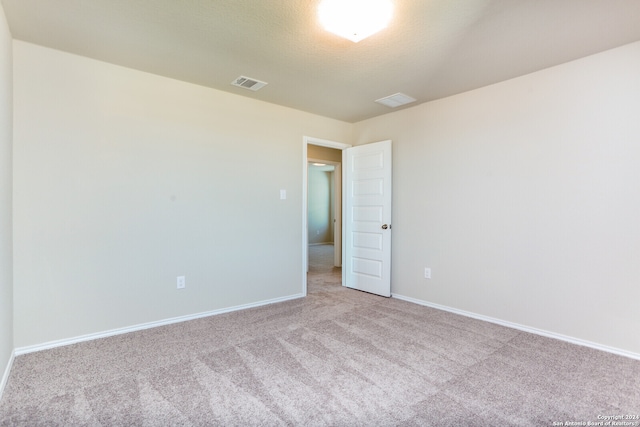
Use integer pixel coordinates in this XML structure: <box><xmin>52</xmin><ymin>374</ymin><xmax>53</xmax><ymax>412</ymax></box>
<box><xmin>177</xmin><ymin>276</ymin><xmax>186</xmax><ymax>289</ymax></box>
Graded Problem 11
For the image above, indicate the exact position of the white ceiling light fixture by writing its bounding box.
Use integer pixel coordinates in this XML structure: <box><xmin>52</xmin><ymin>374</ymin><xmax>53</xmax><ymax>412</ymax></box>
<box><xmin>318</xmin><ymin>0</ymin><xmax>393</xmax><ymax>43</ymax></box>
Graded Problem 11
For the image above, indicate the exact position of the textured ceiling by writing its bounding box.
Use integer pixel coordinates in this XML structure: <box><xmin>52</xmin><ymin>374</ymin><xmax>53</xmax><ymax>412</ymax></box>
<box><xmin>3</xmin><ymin>0</ymin><xmax>640</xmax><ymax>122</ymax></box>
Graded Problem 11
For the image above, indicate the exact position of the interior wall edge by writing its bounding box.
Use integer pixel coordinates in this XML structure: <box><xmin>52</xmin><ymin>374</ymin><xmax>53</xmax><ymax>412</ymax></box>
<box><xmin>0</xmin><ymin>350</ymin><xmax>15</xmax><ymax>401</ymax></box>
<box><xmin>0</xmin><ymin>0</ymin><xmax>14</xmax><ymax>403</ymax></box>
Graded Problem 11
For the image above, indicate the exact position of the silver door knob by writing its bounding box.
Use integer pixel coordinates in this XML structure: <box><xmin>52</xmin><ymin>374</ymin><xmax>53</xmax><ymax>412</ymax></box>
<box><xmin>381</xmin><ymin>224</ymin><xmax>389</xmax><ymax>230</ymax></box>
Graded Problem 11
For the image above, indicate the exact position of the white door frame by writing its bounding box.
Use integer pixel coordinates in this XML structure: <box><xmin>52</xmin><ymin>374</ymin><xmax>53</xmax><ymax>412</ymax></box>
<box><xmin>302</xmin><ymin>136</ymin><xmax>351</xmax><ymax>296</ymax></box>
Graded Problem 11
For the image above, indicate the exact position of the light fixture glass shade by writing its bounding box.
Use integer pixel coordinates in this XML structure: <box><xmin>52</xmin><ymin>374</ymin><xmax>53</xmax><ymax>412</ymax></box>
<box><xmin>318</xmin><ymin>0</ymin><xmax>393</xmax><ymax>43</ymax></box>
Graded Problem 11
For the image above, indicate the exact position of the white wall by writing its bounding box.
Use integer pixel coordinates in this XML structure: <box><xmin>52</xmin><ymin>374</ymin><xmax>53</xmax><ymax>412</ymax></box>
<box><xmin>13</xmin><ymin>41</ymin><xmax>352</xmax><ymax>348</ymax></box>
<box><xmin>353</xmin><ymin>41</ymin><xmax>640</xmax><ymax>355</ymax></box>
<box><xmin>0</xmin><ymin>1</ymin><xmax>13</xmax><ymax>394</ymax></box>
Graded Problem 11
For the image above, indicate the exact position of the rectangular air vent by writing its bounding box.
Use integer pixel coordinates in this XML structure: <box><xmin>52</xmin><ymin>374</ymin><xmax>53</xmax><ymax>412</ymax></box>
<box><xmin>375</xmin><ymin>92</ymin><xmax>417</xmax><ymax>108</ymax></box>
<box><xmin>231</xmin><ymin>76</ymin><xmax>268</xmax><ymax>91</ymax></box>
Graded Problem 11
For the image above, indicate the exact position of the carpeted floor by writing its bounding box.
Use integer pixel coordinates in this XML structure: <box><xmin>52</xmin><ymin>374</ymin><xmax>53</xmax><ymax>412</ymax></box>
<box><xmin>308</xmin><ymin>243</ymin><xmax>338</xmax><ymax>274</ymax></box>
<box><xmin>1</xmin><ymin>244</ymin><xmax>639</xmax><ymax>426</ymax></box>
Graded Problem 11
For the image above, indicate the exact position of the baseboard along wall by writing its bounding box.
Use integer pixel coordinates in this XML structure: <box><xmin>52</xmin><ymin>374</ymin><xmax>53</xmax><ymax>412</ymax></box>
<box><xmin>392</xmin><ymin>293</ymin><xmax>640</xmax><ymax>361</ymax></box>
<box><xmin>14</xmin><ymin>293</ymin><xmax>305</xmax><ymax>356</ymax></box>
<box><xmin>0</xmin><ymin>350</ymin><xmax>15</xmax><ymax>401</ymax></box>
<box><xmin>4</xmin><ymin>289</ymin><xmax>638</xmax><ymax>400</ymax></box>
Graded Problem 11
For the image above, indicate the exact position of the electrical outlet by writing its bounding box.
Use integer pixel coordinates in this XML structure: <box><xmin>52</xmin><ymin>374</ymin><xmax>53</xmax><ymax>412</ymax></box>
<box><xmin>177</xmin><ymin>276</ymin><xmax>186</xmax><ymax>289</ymax></box>
<box><xmin>424</xmin><ymin>268</ymin><xmax>431</xmax><ymax>279</ymax></box>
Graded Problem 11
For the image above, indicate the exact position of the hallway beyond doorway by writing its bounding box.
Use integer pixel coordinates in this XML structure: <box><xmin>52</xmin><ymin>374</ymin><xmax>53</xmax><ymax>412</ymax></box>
<box><xmin>308</xmin><ymin>244</ymin><xmax>341</xmax><ymax>288</ymax></box>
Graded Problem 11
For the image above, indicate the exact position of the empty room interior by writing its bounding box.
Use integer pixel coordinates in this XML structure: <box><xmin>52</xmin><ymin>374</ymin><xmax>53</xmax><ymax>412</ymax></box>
<box><xmin>1</xmin><ymin>0</ymin><xmax>640</xmax><ymax>425</ymax></box>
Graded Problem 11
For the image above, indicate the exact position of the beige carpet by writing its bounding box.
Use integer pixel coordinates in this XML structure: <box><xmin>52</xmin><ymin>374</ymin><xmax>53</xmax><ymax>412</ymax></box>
<box><xmin>308</xmin><ymin>243</ymin><xmax>338</xmax><ymax>274</ymax></box>
<box><xmin>1</xmin><ymin>245</ymin><xmax>639</xmax><ymax>425</ymax></box>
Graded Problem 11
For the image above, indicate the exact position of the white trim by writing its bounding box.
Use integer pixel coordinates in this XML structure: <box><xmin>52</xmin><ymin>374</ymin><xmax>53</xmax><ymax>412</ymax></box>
<box><xmin>392</xmin><ymin>293</ymin><xmax>640</xmax><ymax>361</ymax></box>
<box><xmin>302</xmin><ymin>140</ymin><xmax>308</xmax><ymax>294</ymax></box>
<box><xmin>14</xmin><ymin>293</ymin><xmax>304</xmax><ymax>356</ymax></box>
<box><xmin>333</xmin><ymin>164</ymin><xmax>342</xmax><ymax>268</ymax></box>
<box><xmin>0</xmin><ymin>350</ymin><xmax>15</xmax><ymax>400</ymax></box>
<box><xmin>302</xmin><ymin>136</ymin><xmax>351</xmax><ymax>296</ymax></box>
<box><xmin>303</xmin><ymin>136</ymin><xmax>351</xmax><ymax>151</ymax></box>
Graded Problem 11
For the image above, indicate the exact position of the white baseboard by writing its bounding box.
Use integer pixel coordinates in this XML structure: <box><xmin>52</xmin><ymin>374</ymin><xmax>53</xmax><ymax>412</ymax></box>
<box><xmin>15</xmin><ymin>293</ymin><xmax>305</xmax><ymax>356</ymax></box>
<box><xmin>392</xmin><ymin>293</ymin><xmax>640</xmax><ymax>361</ymax></box>
<box><xmin>0</xmin><ymin>349</ymin><xmax>15</xmax><ymax>400</ymax></box>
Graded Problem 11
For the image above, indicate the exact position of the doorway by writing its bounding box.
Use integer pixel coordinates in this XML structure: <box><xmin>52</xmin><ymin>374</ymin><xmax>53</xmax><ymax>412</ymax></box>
<box><xmin>302</xmin><ymin>137</ymin><xmax>351</xmax><ymax>295</ymax></box>
<box><xmin>307</xmin><ymin>161</ymin><xmax>338</xmax><ymax>282</ymax></box>
<box><xmin>303</xmin><ymin>137</ymin><xmax>393</xmax><ymax>298</ymax></box>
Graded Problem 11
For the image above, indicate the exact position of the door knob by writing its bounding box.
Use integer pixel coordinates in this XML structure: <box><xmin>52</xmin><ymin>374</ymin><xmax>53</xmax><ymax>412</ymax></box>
<box><xmin>381</xmin><ymin>224</ymin><xmax>389</xmax><ymax>230</ymax></box>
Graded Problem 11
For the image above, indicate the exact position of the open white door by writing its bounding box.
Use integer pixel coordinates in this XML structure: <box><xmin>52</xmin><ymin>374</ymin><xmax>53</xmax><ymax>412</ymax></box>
<box><xmin>343</xmin><ymin>140</ymin><xmax>392</xmax><ymax>297</ymax></box>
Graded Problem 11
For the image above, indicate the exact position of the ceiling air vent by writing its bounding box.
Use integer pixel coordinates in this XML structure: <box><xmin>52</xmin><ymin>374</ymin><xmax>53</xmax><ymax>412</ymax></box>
<box><xmin>375</xmin><ymin>92</ymin><xmax>417</xmax><ymax>108</ymax></box>
<box><xmin>231</xmin><ymin>76</ymin><xmax>268</xmax><ymax>91</ymax></box>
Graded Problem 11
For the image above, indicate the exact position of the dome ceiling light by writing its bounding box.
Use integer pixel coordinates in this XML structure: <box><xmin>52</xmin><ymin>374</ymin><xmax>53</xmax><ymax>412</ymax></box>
<box><xmin>318</xmin><ymin>0</ymin><xmax>394</xmax><ymax>43</ymax></box>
